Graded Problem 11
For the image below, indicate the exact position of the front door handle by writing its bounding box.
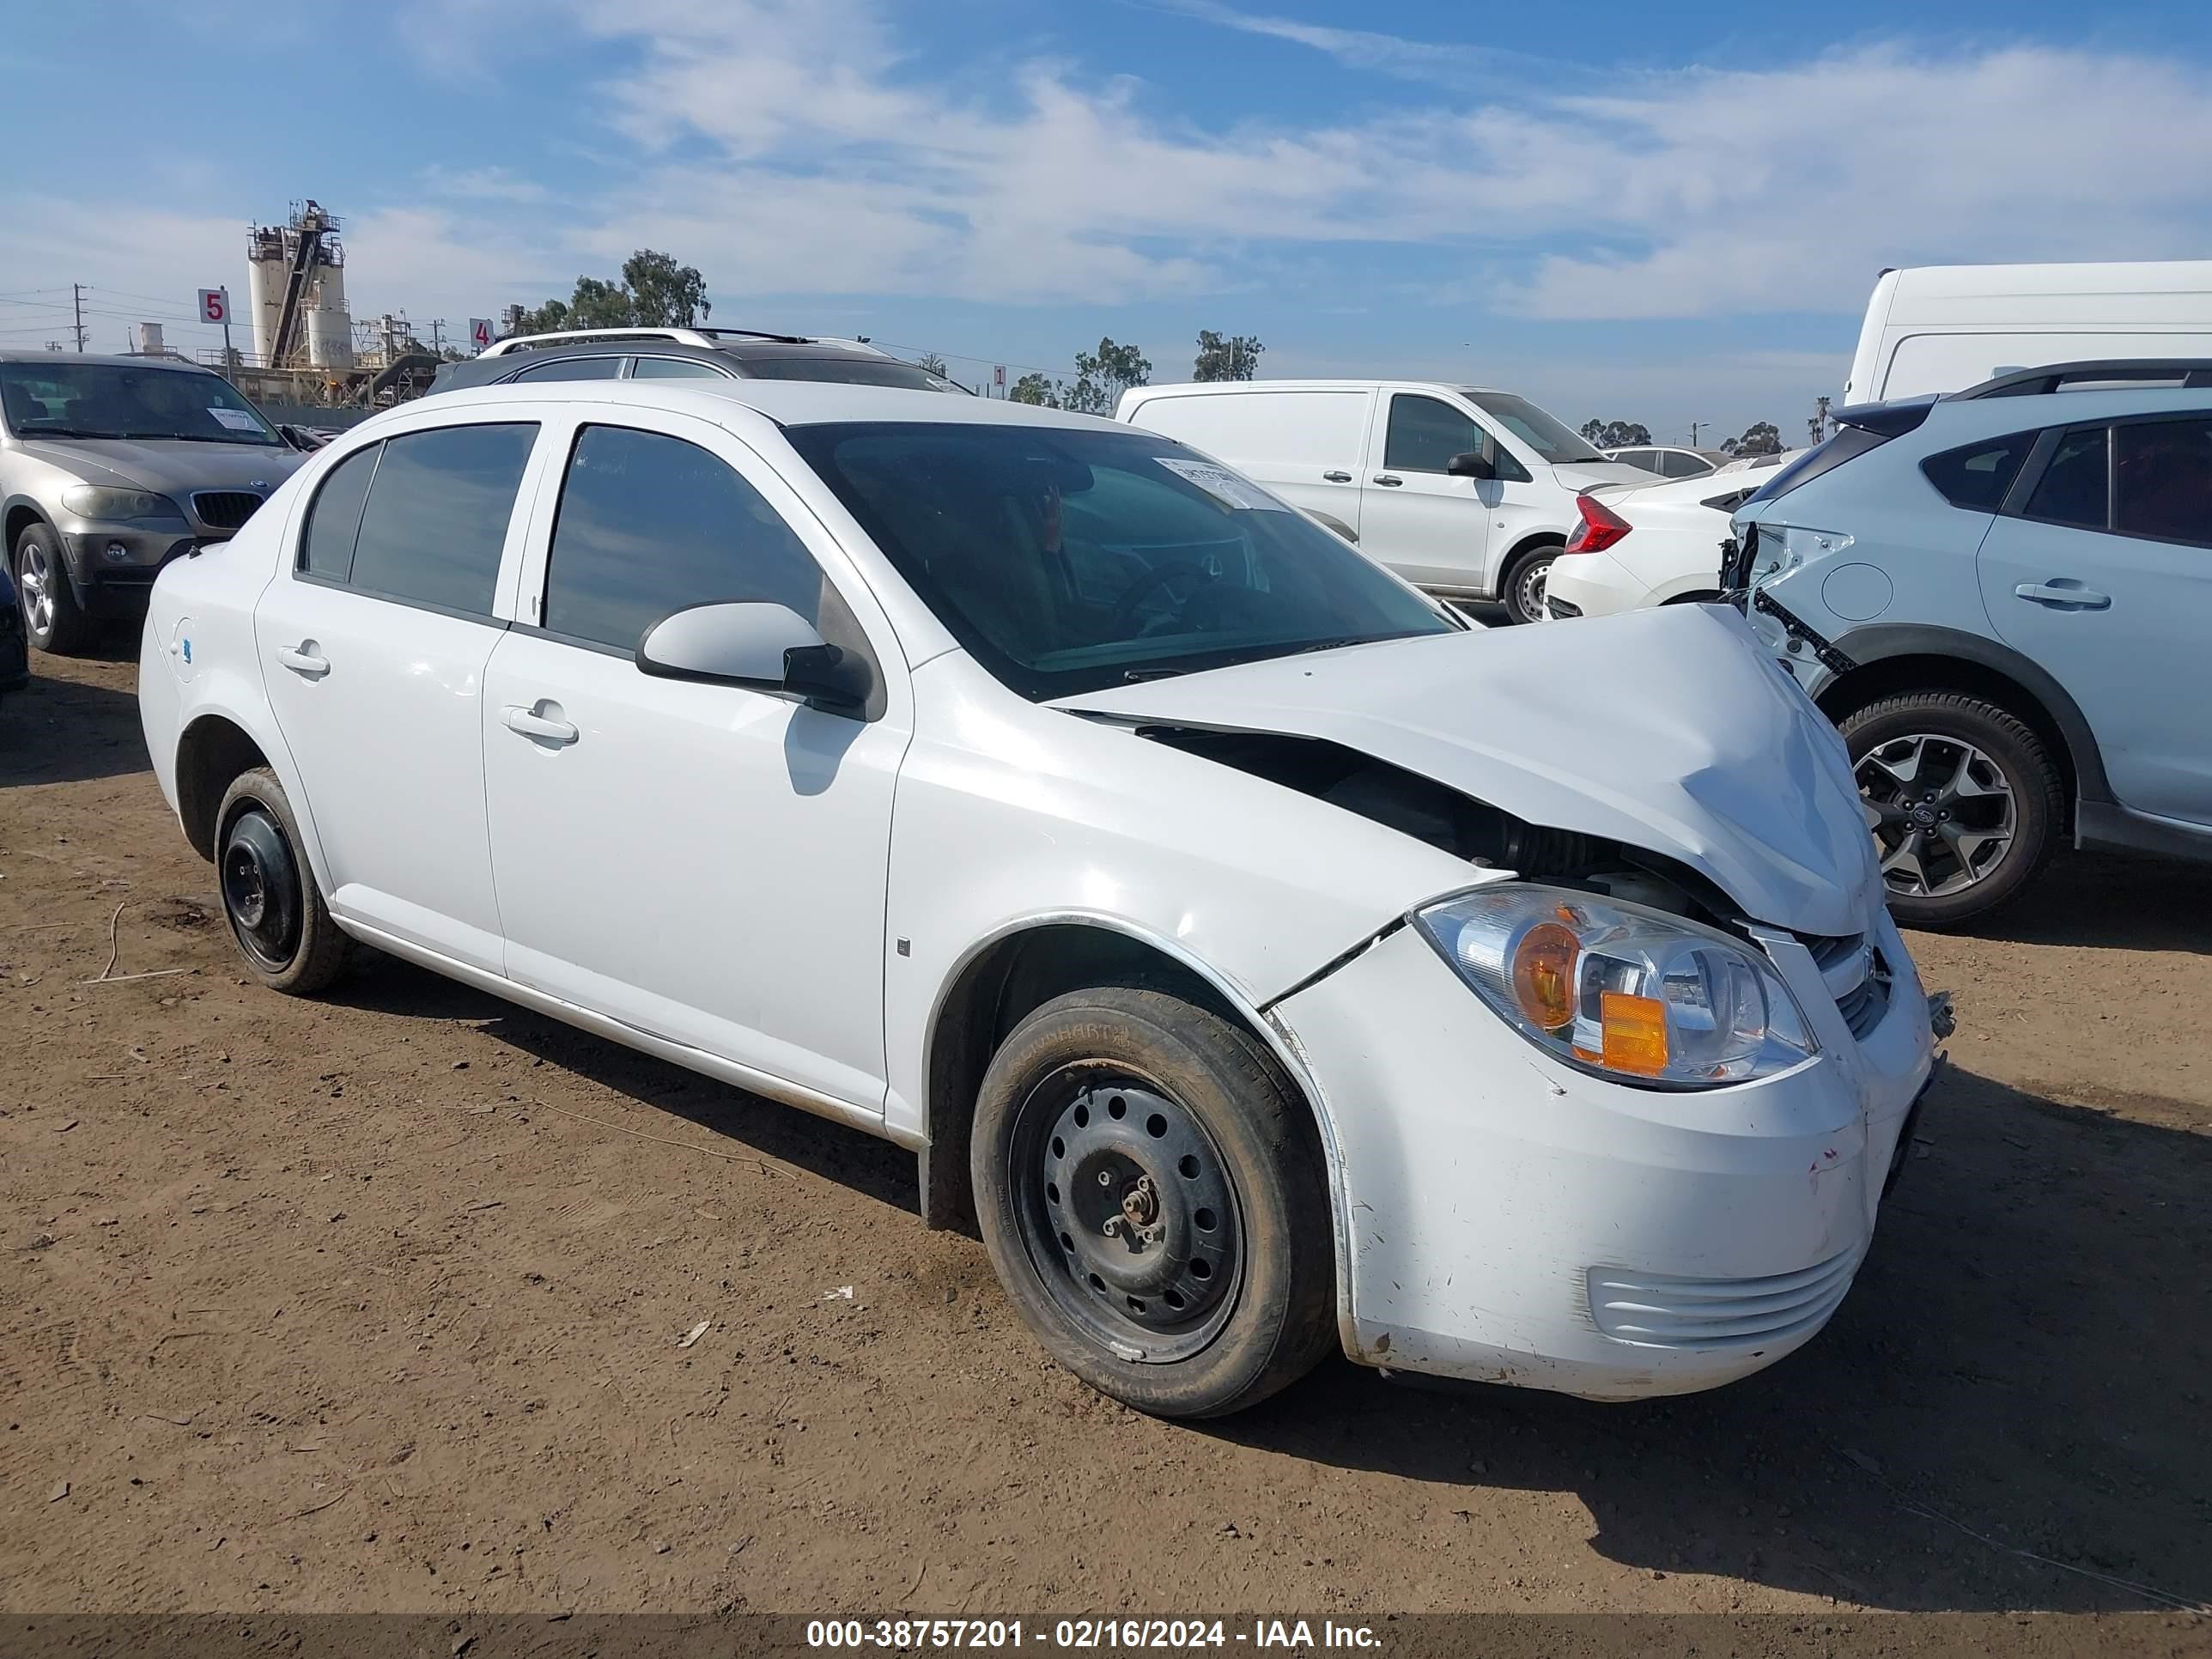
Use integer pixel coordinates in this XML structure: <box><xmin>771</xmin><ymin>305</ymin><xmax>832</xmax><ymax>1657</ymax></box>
<box><xmin>276</xmin><ymin>643</ymin><xmax>330</xmax><ymax>678</ymax></box>
<box><xmin>502</xmin><ymin>704</ymin><xmax>578</xmax><ymax>746</ymax></box>
<box><xmin>1372</xmin><ymin>473</ymin><xmax>1404</xmax><ymax>487</ymax></box>
<box><xmin>2014</xmin><ymin>580</ymin><xmax>2111</xmax><ymax>611</ymax></box>
<box><xmin>1322</xmin><ymin>469</ymin><xmax>1352</xmax><ymax>483</ymax></box>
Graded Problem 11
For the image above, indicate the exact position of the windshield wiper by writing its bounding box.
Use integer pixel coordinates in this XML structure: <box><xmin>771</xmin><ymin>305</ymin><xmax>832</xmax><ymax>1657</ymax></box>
<box><xmin>114</xmin><ymin>431</ymin><xmax>271</xmax><ymax>444</ymax></box>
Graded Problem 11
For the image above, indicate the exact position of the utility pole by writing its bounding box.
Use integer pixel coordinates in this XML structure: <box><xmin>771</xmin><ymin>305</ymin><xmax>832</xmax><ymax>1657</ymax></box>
<box><xmin>72</xmin><ymin>283</ymin><xmax>87</xmax><ymax>352</ymax></box>
<box><xmin>1688</xmin><ymin>421</ymin><xmax>1705</xmax><ymax>447</ymax></box>
<box><xmin>430</xmin><ymin>319</ymin><xmax>446</xmax><ymax>354</ymax></box>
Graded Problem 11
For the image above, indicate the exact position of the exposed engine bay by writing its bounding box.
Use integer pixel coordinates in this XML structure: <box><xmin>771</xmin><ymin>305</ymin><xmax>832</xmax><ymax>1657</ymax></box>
<box><xmin>1132</xmin><ymin>724</ymin><xmax>1741</xmax><ymax>930</ymax></box>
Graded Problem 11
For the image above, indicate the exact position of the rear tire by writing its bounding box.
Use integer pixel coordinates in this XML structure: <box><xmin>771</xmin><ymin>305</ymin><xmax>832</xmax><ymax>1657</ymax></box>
<box><xmin>970</xmin><ymin>986</ymin><xmax>1335</xmax><ymax>1419</ymax></box>
<box><xmin>214</xmin><ymin>767</ymin><xmax>351</xmax><ymax>994</ymax></box>
<box><xmin>14</xmin><ymin>525</ymin><xmax>89</xmax><ymax>656</ymax></box>
<box><xmin>1840</xmin><ymin>692</ymin><xmax>2063</xmax><ymax>929</ymax></box>
<box><xmin>1501</xmin><ymin>544</ymin><xmax>1560</xmax><ymax>624</ymax></box>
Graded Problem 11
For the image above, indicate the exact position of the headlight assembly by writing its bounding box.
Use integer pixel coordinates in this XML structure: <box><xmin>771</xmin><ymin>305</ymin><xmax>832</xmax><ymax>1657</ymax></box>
<box><xmin>60</xmin><ymin>486</ymin><xmax>186</xmax><ymax>523</ymax></box>
<box><xmin>1416</xmin><ymin>884</ymin><xmax>1816</xmax><ymax>1088</ymax></box>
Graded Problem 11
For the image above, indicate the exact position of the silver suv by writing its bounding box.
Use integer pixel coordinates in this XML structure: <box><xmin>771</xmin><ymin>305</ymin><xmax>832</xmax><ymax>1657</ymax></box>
<box><xmin>1</xmin><ymin>352</ymin><xmax>307</xmax><ymax>654</ymax></box>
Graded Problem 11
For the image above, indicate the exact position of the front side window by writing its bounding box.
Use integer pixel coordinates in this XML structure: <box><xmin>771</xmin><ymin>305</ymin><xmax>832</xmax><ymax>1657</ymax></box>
<box><xmin>786</xmin><ymin>421</ymin><xmax>1454</xmax><ymax>700</ymax></box>
<box><xmin>1921</xmin><ymin>430</ymin><xmax>2035</xmax><ymax>511</ymax></box>
<box><xmin>2025</xmin><ymin>428</ymin><xmax>2109</xmax><ymax>529</ymax></box>
<box><xmin>0</xmin><ymin>361</ymin><xmax>279</xmax><ymax>446</ymax></box>
<box><xmin>541</xmin><ymin>424</ymin><xmax>826</xmax><ymax>651</ymax></box>
<box><xmin>2113</xmin><ymin>416</ymin><xmax>2212</xmax><ymax>546</ymax></box>
<box><xmin>1384</xmin><ymin>395</ymin><xmax>1483</xmax><ymax>473</ymax></box>
<box><xmin>508</xmin><ymin>356</ymin><xmax>623</xmax><ymax>383</ymax></box>
<box><xmin>346</xmin><ymin>423</ymin><xmax>538</xmax><ymax>615</ymax></box>
<box><xmin>1464</xmin><ymin>391</ymin><xmax>1604</xmax><ymax>464</ymax></box>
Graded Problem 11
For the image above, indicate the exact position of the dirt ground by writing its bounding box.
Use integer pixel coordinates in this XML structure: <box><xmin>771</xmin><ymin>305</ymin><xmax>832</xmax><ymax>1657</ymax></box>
<box><xmin>3</xmin><ymin>647</ymin><xmax>2208</xmax><ymax>1620</ymax></box>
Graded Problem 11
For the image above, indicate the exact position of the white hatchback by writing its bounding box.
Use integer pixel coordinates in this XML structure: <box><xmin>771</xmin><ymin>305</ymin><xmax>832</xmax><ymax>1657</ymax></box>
<box><xmin>138</xmin><ymin>381</ymin><xmax>1936</xmax><ymax>1417</ymax></box>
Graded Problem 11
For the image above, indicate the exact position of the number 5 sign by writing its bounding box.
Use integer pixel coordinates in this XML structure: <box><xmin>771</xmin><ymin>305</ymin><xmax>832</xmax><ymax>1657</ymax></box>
<box><xmin>470</xmin><ymin>318</ymin><xmax>495</xmax><ymax>352</ymax></box>
<box><xmin>198</xmin><ymin>288</ymin><xmax>229</xmax><ymax>325</ymax></box>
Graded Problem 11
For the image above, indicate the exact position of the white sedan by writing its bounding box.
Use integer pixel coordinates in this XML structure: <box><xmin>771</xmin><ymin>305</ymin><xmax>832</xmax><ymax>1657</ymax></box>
<box><xmin>1546</xmin><ymin>454</ymin><xmax>1791</xmax><ymax>620</ymax></box>
<box><xmin>137</xmin><ymin>382</ymin><xmax>1934</xmax><ymax>1417</ymax></box>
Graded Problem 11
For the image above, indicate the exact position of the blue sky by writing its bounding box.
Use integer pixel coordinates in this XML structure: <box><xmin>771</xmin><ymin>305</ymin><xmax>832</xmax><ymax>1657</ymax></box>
<box><xmin>3</xmin><ymin>0</ymin><xmax>2209</xmax><ymax>440</ymax></box>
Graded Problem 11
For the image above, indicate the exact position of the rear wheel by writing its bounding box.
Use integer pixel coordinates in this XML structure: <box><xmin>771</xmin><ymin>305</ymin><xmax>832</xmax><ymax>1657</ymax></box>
<box><xmin>214</xmin><ymin>767</ymin><xmax>351</xmax><ymax>994</ymax></box>
<box><xmin>971</xmin><ymin>987</ymin><xmax>1335</xmax><ymax>1419</ymax></box>
<box><xmin>1840</xmin><ymin>692</ymin><xmax>2063</xmax><ymax>928</ymax></box>
<box><xmin>1501</xmin><ymin>544</ymin><xmax>1559</xmax><ymax>624</ymax></box>
<box><xmin>14</xmin><ymin>525</ymin><xmax>89</xmax><ymax>656</ymax></box>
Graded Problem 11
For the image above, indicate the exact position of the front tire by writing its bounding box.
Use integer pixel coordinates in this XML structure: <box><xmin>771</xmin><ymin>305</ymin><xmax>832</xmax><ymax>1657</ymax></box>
<box><xmin>1840</xmin><ymin>692</ymin><xmax>2063</xmax><ymax>929</ymax></box>
<box><xmin>1501</xmin><ymin>544</ymin><xmax>1559</xmax><ymax>624</ymax></box>
<box><xmin>971</xmin><ymin>987</ymin><xmax>1335</xmax><ymax>1419</ymax></box>
<box><xmin>214</xmin><ymin>767</ymin><xmax>351</xmax><ymax>994</ymax></box>
<box><xmin>14</xmin><ymin>525</ymin><xmax>89</xmax><ymax>656</ymax></box>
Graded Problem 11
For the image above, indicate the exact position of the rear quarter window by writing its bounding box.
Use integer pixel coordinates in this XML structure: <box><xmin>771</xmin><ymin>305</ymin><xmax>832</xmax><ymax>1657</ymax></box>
<box><xmin>1920</xmin><ymin>430</ymin><xmax>2035</xmax><ymax>511</ymax></box>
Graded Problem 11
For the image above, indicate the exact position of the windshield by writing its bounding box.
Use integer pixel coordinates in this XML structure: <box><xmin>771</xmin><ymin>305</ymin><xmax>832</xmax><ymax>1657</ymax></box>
<box><xmin>744</xmin><ymin>357</ymin><xmax>964</xmax><ymax>393</ymax></box>
<box><xmin>785</xmin><ymin>422</ymin><xmax>1456</xmax><ymax>700</ymax></box>
<box><xmin>0</xmin><ymin>362</ymin><xmax>281</xmax><ymax>446</ymax></box>
<box><xmin>1464</xmin><ymin>391</ymin><xmax>1603</xmax><ymax>464</ymax></box>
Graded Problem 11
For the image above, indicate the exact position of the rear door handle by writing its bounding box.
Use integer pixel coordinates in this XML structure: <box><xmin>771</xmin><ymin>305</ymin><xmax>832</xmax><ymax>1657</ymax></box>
<box><xmin>1322</xmin><ymin>470</ymin><xmax>1352</xmax><ymax>483</ymax></box>
<box><xmin>1372</xmin><ymin>473</ymin><xmax>1404</xmax><ymax>487</ymax></box>
<box><xmin>502</xmin><ymin>704</ymin><xmax>578</xmax><ymax>746</ymax></box>
<box><xmin>2014</xmin><ymin>580</ymin><xmax>2111</xmax><ymax>611</ymax></box>
<box><xmin>275</xmin><ymin>643</ymin><xmax>330</xmax><ymax>678</ymax></box>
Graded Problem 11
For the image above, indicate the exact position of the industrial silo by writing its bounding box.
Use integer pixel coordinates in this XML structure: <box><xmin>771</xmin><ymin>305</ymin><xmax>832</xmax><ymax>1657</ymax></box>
<box><xmin>306</xmin><ymin>258</ymin><xmax>355</xmax><ymax>369</ymax></box>
<box><xmin>247</xmin><ymin>225</ymin><xmax>289</xmax><ymax>365</ymax></box>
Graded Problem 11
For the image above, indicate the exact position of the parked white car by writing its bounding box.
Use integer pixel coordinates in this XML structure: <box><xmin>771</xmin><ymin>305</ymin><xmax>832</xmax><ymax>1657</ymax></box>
<box><xmin>1545</xmin><ymin>462</ymin><xmax>1779</xmax><ymax>620</ymax></box>
<box><xmin>1117</xmin><ymin>380</ymin><xmax>1650</xmax><ymax>623</ymax></box>
<box><xmin>1601</xmin><ymin>444</ymin><xmax>1731</xmax><ymax>480</ymax></box>
<box><xmin>138</xmin><ymin>380</ymin><xmax>1936</xmax><ymax>1417</ymax></box>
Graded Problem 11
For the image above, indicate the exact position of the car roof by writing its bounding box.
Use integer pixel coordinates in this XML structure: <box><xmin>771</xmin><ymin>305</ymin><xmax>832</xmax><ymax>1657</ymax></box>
<box><xmin>360</xmin><ymin>378</ymin><xmax>1127</xmax><ymax>434</ymax></box>
<box><xmin>0</xmin><ymin>349</ymin><xmax>216</xmax><ymax>372</ymax></box>
<box><xmin>1917</xmin><ymin>383</ymin><xmax>2212</xmax><ymax>439</ymax></box>
<box><xmin>1130</xmin><ymin>379</ymin><xmax>1512</xmax><ymax>398</ymax></box>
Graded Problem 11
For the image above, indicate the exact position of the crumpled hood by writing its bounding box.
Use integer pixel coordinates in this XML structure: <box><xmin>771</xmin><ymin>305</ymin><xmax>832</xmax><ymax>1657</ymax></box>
<box><xmin>1051</xmin><ymin>605</ymin><xmax>1881</xmax><ymax>938</ymax></box>
<box><xmin>20</xmin><ymin>437</ymin><xmax>301</xmax><ymax>498</ymax></box>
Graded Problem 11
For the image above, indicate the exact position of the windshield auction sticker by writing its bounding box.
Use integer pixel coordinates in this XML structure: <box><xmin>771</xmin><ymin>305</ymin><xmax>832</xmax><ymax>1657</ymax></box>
<box><xmin>1154</xmin><ymin>457</ymin><xmax>1289</xmax><ymax>511</ymax></box>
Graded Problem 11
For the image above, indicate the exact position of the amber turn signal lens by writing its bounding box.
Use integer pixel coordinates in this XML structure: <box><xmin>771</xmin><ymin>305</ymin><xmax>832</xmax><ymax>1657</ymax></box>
<box><xmin>1599</xmin><ymin>991</ymin><xmax>1670</xmax><ymax>1076</ymax></box>
<box><xmin>1510</xmin><ymin>921</ymin><xmax>1580</xmax><ymax>1031</ymax></box>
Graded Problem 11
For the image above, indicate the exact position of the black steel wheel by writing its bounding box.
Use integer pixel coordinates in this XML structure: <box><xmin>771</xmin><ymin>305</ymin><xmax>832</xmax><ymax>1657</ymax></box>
<box><xmin>972</xmin><ymin>985</ymin><xmax>1335</xmax><ymax>1419</ymax></box>
<box><xmin>1010</xmin><ymin>1068</ymin><xmax>1244</xmax><ymax>1364</ymax></box>
<box><xmin>1501</xmin><ymin>544</ymin><xmax>1560</xmax><ymax>625</ymax></box>
<box><xmin>211</xmin><ymin>767</ymin><xmax>353</xmax><ymax>994</ymax></box>
<box><xmin>221</xmin><ymin>805</ymin><xmax>303</xmax><ymax>972</ymax></box>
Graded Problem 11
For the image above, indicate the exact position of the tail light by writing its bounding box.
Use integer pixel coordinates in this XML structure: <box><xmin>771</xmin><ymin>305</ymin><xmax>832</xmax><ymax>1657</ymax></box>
<box><xmin>1565</xmin><ymin>493</ymin><xmax>1631</xmax><ymax>554</ymax></box>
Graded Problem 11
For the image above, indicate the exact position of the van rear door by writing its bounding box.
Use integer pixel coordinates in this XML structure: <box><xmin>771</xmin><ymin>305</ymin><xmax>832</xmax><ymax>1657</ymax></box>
<box><xmin>1121</xmin><ymin>387</ymin><xmax>1374</xmax><ymax>543</ymax></box>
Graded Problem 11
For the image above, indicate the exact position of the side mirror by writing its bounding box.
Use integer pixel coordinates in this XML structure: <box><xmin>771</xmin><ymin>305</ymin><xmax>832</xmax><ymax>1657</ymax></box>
<box><xmin>1446</xmin><ymin>450</ymin><xmax>1494</xmax><ymax>480</ymax></box>
<box><xmin>636</xmin><ymin>601</ymin><xmax>868</xmax><ymax>713</ymax></box>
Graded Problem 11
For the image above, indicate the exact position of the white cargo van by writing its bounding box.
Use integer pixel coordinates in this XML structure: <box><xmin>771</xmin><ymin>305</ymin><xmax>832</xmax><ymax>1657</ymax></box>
<box><xmin>1116</xmin><ymin>380</ymin><xmax>1649</xmax><ymax>623</ymax></box>
<box><xmin>1844</xmin><ymin>260</ymin><xmax>2212</xmax><ymax>404</ymax></box>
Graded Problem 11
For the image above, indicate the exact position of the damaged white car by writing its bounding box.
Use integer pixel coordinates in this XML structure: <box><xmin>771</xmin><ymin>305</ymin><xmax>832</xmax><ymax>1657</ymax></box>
<box><xmin>137</xmin><ymin>381</ymin><xmax>1939</xmax><ymax>1419</ymax></box>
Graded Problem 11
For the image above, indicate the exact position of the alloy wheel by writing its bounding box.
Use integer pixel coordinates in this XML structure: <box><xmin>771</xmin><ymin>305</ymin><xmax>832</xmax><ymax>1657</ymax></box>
<box><xmin>17</xmin><ymin>543</ymin><xmax>53</xmax><ymax>638</ymax></box>
<box><xmin>1856</xmin><ymin>733</ymin><xmax>2017</xmax><ymax>898</ymax></box>
<box><xmin>1010</xmin><ymin>1066</ymin><xmax>1243</xmax><ymax>1364</ymax></box>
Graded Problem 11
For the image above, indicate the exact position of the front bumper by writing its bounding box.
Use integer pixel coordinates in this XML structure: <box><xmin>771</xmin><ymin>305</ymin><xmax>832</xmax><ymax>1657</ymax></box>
<box><xmin>1276</xmin><ymin>907</ymin><xmax>1935</xmax><ymax>1400</ymax></box>
<box><xmin>58</xmin><ymin>523</ymin><xmax>201</xmax><ymax>615</ymax></box>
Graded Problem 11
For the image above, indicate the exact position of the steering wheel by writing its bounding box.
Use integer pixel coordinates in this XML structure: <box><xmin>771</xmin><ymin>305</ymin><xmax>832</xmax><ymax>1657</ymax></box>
<box><xmin>1109</xmin><ymin>559</ymin><xmax>1212</xmax><ymax>629</ymax></box>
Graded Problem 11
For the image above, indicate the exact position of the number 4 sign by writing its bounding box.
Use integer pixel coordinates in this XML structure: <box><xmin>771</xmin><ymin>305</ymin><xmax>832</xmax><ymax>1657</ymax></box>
<box><xmin>198</xmin><ymin>289</ymin><xmax>228</xmax><ymax>325</ymax></box>
<box><xmin>469</xmin><ymin>318</ymin><xmax>495</xmax><ymax>352</ymax></box>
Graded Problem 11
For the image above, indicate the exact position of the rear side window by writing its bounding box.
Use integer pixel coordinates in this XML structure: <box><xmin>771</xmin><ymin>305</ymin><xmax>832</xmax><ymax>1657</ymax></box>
<box><xmin>630</xmin><ymin>356</ymin><xmax>730</xmax><ymax>380</ymax></box>
<box><xmin>2114</xmin><ymin>416</ymin><xmax>2212</xmax><ymax>547</ymax></box>
<box><xmin>1384</xmin><ymin>394</ymin><xmax>1481</xmax><ymax>473</ymax></box>
<box><xmin>540</xmin><ymin>424</ymin><xmax>826</xmax><ymax>651</ymax></box>
<box><xmin>1920</xmin><ymin>430</ymin><xmax>2034</xmax><ymax>511</ymax></box>
<box><xmin>508</xmin><ymin>356</ymin><xmax>623</xmax><ymax>383</ymax></box>
<box><xmin>346</xmin><ymin>423</ymin><xmax>538</xmax><ymax>616</ymax></box>
<box><xmin>299</xmin><ymin>445</ymin><xmax>380</xmax><ymax>580</ymax></box>
<box><xmin>2025</xmin><ymin>429</ymin><xmax>2109</xmax><ymax>529</ymax></box>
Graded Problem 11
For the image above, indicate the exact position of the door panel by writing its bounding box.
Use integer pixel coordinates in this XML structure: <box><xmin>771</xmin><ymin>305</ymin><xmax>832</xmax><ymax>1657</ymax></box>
<box><xmin>1124</xmin><ymin>389</ymin><xmax>1372</xmax><ymax>538</ymax></box>
<box><xmin>1978</xmin><ymin>418</ymin><xmax>2212</xmax><ymax>822</ymax></box>
<box><xmin>255</xmin><ymin>421</ymin><xmax>540</xmax><ymax>971</ymax></box>
<box><xmin>481</xmin><ymin>413</ymin><xmax>908</xmax><ymax>1109</ymax></box>
<box><xmin>1358</xmin><ymin>392</ymin><xmax>1492</xmax><ymax>590</ymax></box>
